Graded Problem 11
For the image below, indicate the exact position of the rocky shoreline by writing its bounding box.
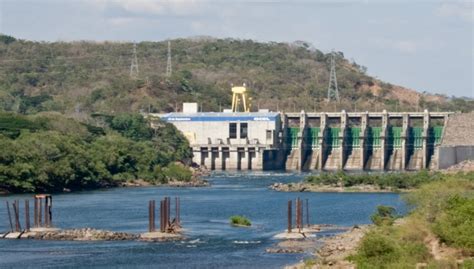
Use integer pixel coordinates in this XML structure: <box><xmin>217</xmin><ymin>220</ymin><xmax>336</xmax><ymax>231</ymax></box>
<box><xmin>284</xmin><ymin>225</ymin><xmax>369</xmax><ymax>269</ymax></box>
<box><xmin>0</xmin><ymin>228</ymin><xmax>184</xmax><ymax>242</ymax></box>
<box><xmin>270</xmin><ymin>182</ymin><xmax>401</xmax><ymax>193</ymax></box>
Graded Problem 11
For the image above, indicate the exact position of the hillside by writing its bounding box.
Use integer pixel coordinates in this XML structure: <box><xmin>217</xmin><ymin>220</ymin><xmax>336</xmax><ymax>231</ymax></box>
<box><xmin>0</xmin><ymin>34</ymin><xmax>472</xmax><ymax>115</ymax></box>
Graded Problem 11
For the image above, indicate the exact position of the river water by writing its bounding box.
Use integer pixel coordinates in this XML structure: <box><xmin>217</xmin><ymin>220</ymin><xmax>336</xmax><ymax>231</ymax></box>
<box><xmin>0</xmin><ymin>172</ymin><xmax>406</xmax><ymax>268</ymax></box>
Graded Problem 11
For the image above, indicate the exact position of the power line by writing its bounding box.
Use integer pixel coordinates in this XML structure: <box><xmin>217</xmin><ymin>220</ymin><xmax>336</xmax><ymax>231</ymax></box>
<box><xmin>327</xmin><ymin>50</ymin><xmax>340</xmax><ymax>103</ymax></box>
<box><xmin>166</xmin><ymin>41</ymin><xmax>172</xmax><ymax>78</ymax></box>
<box><xmin>130</xmin><ymin>42</ymin><xmax>139</xmax><ymax>78</ymax></box>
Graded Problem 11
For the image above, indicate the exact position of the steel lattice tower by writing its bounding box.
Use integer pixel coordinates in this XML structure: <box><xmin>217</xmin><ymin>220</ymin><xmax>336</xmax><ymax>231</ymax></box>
<box><xmin>166</xmin><ymin>41</ymin><xmax>172</xmax><ymax>77</ymax></box>
<box><xmin>130</xmin><ymin>43</ymin><xmax>139</xmax><ymax>78</ymax></box>
<box><xmin>327</xmin><ymin>50</ymin><xmax>340</xmax><ymax>102</ymax></box>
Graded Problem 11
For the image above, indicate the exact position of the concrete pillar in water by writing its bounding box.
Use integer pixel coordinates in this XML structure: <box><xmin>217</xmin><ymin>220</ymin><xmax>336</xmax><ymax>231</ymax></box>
<box><xmin>340</xmin><ymin>110</ymin><xmax>347</xmax><ymax>170</ymax></box>
<box><xmin>381</xmin><ymin>111</ymin><xmax>388</xmax><ymax>170</ymax></box>
<box><xmin>318</xmin><ymin>113</ymin><xmax>328</xmax><ymax>170</ymax></box>
<box><xmin>298</xmin><ymin>111</ymin><xmax>308</xmax><ymax>171</ymax></box>
<box><xmin>401</xmin><ymin>114</ymin><xmax>409</xmax><ymax>170</ymax></box>
<box><xmin>227</xmin><ymin>149</ymin><xmax>239</xmax><ymax>170</ymax></box>
<box><xmin>213</xmin><ymin>147</ymin><xmax>222</xmax><ymax>170</ymax></box>
<box><xmin>252</xmin><ymin>148</ymin><xmax>264</xmax><ymax>170</ymax></box>
<box><xmin>203</xmin><ymin>147</ymin><xmax>212</xmax><ymax>170</ymax></box>
<box><xmin>360</xmin><ymin>113</ymin><xmax>368</xmax><ymax>170</ymax></box>
<box><xmin>240</xmin><ymin>148</ymin><xmax>249</xmax><ymax>170</ymax></box>
<box><xmin>422</xmin><ymin>110</ymin><xmax>430</xmax><ymax>169</ymax></box>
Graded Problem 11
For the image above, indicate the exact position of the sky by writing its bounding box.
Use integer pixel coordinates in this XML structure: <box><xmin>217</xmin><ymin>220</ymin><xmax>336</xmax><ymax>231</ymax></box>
<box><xmin>0</xmin><ymin>0</ymin><xmax>473</xmax><ymax>98</ymax></box>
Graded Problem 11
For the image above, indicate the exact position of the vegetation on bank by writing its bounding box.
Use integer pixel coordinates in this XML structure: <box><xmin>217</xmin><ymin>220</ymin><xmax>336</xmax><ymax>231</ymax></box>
<box><xmin>230</xmin><ymin>215</ymin><xmax>252</xmax><ymax>227</ymax></box>
<box><xmin>304</xmin><ymin>170</ymin><xmax>443</xmax><ymax>190</ymax></box>
<box><xmin>349</xmin><ymin>172</ymin><xmax>474</xmax><ymax>268</ymax></box>
<box><xmin>1</xmin><ymin>34</ymin><xmax>472</xmax><ymax>116</ymax></box>
<box><xmin>0</xmin><ymin>112</ymin><xmax>193</xmax><ymax>193</ymax></box>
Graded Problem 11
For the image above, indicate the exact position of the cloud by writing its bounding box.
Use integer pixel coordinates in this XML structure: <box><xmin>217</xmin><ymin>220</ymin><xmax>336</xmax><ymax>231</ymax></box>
<box><xmin>435</xmin><ymin>2</ymin><xmax>473</xmax><ymax>23</ymax></box>
<box><xmin>86</xmin><ymin>0</ymin><xmax>203</xmax><ymax>16</ymax></box>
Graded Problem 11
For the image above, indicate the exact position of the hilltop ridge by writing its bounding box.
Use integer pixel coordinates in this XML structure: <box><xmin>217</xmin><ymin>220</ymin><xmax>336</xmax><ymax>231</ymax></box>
<box><xmin>0</xmin><ymin>34</ymin><xmax>472</xmax><ymax>116</ymax></box>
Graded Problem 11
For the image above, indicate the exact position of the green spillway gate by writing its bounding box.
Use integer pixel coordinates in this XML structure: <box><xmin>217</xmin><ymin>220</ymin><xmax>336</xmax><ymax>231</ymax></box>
<box><xmin>408</xmin><ymin>127</ymin><xmax>424</xmax><ymax>150</ymax></box>
<box><xmin>288</xmin><ymin>127</ymin><xmax>300</xmax><ymax>149</ymax></box>
<box><xmin>326</xmin><ymin>128</ymin><xmax>341</xmax><ymax>148</ymax></box>
<box><xmin>428</xmin><ymin>126</ymin><xmax>443</xmax><ymax>146</ymax></box>
<box><xmin>387</xmin><ymin>127</ymin><xmax>403</xmax><ymax>149</ymax></box>
<box><xmin>348</xmin><ymin>127</ymin><xmax>361</xmax><ymax>148</ymax></box>
<box><xmin>367</xmin><ymin>127</ymin><xmax>382</xmax><ymax>149</ymax></box>
<box><xmin>309</xmin><ymin>127</ymin><xmax>320</xmax><ymax>148</ymax></box>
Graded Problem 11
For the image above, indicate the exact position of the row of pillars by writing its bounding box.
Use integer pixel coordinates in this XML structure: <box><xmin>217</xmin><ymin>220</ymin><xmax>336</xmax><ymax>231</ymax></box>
<box><xmin>287</xmin><ymin>198</ymin><xmax>310</xmax><ymax>233</ymax></box>
<box><xmin>148</xmin><ymin>197</ymin><xmax>181</xmax><ymax>233</ymax></box>
<box><xmin>283</xmin><ymin>111</ymin><xmax>449</xmax><ymax>171</ymax></box>
<box><xmin>5</xmin><ymin>195</ymin><xmax>52</xmax><ymax>233</ymax></box>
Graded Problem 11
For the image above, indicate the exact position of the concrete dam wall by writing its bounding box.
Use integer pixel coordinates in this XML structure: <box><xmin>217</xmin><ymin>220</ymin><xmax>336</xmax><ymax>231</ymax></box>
<box><xmin>148</xmin><ymin>110</ymin><xmax>469</xmax><ymax>172</ymax></box>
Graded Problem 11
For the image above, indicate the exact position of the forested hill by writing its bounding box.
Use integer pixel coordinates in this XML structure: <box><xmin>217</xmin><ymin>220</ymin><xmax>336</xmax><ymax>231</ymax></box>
<box><xmin>0</xmin><ymin>34</ymin><xmax>472</xmax><ymax>115</ymax></box>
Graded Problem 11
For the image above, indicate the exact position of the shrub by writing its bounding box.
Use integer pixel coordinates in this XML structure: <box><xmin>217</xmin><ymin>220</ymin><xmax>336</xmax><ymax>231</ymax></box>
<box><xmin>230</xmin><ymin>215</ymin><xmax>251</xmax><ymax>227</ymax></box>
<box><xmin>433</xmin><ymin>195</ymin><xmax>474</xmax><ymax>253</ymax></box>
<box><xmin>371</xmin><ymin>205</ymin><xmax>397</xmax><ymax>226</ymax></box>
<box><xmin>163</xmin><ymin>163</ymin><xmax>192</xmax><ymax>182</ymax></box>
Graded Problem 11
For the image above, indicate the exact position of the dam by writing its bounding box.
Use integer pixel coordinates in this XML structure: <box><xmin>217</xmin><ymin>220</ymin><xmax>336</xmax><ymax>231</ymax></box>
<box><xmin>148</xmin><ymin>106</ymin><xmax>472</xmax><ymax>171</ymax></box>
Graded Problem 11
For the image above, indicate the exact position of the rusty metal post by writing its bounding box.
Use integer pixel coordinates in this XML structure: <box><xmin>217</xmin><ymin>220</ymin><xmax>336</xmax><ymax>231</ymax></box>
<box><xmin>287</xmin><ymin>200</ymin><xmax>292</xmax><ymax>233</ymax></box>
<box><xmin>33</xmin><ymin>198</ymin><xmax>38</xmax><ymax>227</ymax></box>
<box><xmin>306</xmin><ymin>199</ymin><xmax>309</xmax><ymax>228</ymax></box>
<box><xmin>300</xmin><ymin>198</ymin><xmax>304</xmax><ymax>231</ymax></box>
<box><xmin>175</xmin><ymin>197</ymin><xmax>178</xmax><ymax>225</ymax></box>
<box><xmin>39</xmin><ymin>198</ymin><xmax>43</xmax><ymax>227</ymax></box>
<box><xmin>160</xmin><ymin>200</ymin><xmax>164</xmax><ymax>232</ymax></box>
<box><xmin>48</xmin><ymin>196</ymin><xmax>53</xmax><ymax>227</ymax></box>
<box><xmin>25</xmin><ymin>200</ymin><xmax>30</xmax><ymax>232</ymax></box>
<box><xmin>6</xmin><ymin>201</ymin><xmax>13</xmax><ymax>232</ymax></box>
<box><xmin>148</xmin><ymin>201</ymin><xmax>152</xmax><ymax>232</ymax></box>
<box><xmin>44</xmin><ymin>197</ymin><xmax>49</xmax><ymax>227</ymax></box>
<box><xmin>13</xmin><ymin>200</ymin><xmax>21</xmax><ymax>232</ymax></box>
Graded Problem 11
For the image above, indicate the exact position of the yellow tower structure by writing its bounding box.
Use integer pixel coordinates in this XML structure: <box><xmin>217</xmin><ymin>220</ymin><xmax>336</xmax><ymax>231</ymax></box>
<box><xmin>231</xmin><ymin>84</ymin><xmax>252</xmax><ymax>112</ymax></box>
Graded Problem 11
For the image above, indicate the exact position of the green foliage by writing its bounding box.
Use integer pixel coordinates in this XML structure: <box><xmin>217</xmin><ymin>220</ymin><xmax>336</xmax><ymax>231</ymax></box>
<box><xmin>163</xmin><ymin>163</ymin><xmax>192</xmax><ymax>182</ymax></box>
<box><xmin>433</xmin><ymin>195</ymin><xmax>474</xmax><ymax>252</ymax></box>
<box><xmin>109</xmin><ymin>113</ymin><xmax>153</xmax><ymax>140</ymax></box>
<box><xmin>350</xmin><ymin>229</ymin><xmax>430</xmax><ymax>268</ymax></box>
<box><xmin>371</xmin><ymin>205</ymin><xmax>397</xmax><ymax>226</ymax></box>
<box><xmin>0</xmin><ymin>113</ymin><xmax>193</xmax><ymax>193</ymax></box>
<box><xmin>352</xmin><ymin>172</ymin><xmax>474</xmax><ymax>267</ymax></box>
<box><xmin>1</xmin><ymin>36</ymin><xmax>470</xmax><ymax>115</ymax></box>
<box><xmin>230</xmin><ymin>215</ymin><xmax>252</xmax><ymax>227</ymax></box>
<box><xmin>305</xmin><ymin>170</ymin><xmax>441</xmax><ymax>190</ymax></box>
<box><xmin>0</xmin><ymin>34</ymin><xmax>16</xmax><ymax>44</ymax></box>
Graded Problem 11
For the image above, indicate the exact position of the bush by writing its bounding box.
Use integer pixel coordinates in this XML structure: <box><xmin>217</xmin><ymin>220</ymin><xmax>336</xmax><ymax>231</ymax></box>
<box><xmin>230</xmin><ymin>215</ymin><xmax>251</xmax><ymax>227</ymax></box>
<box><xmin>433</xmin><ymin>195</ymin><xmax>474</xmax><ymax>253</ymax></box>
<box><xmin>163</xmin><ymin>163</ymin><xmax>192</xmax><ymax>182</ymax></box>
<box><xmin>371</xmin><ymin>205</ymin><xmax>397</xmax><ymax>226</ymax></box>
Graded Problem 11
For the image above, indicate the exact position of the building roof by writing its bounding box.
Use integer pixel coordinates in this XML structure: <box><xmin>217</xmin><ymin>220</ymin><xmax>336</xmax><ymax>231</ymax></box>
<box><xmin>160</xmin><ymin>112</ymin><xmax>279</xmax><ymax>122</ymax></box>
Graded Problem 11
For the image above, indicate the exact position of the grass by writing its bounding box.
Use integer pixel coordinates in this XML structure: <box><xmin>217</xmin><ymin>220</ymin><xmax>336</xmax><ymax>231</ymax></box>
<box><xmin>230</xmin><ymin>215</ymin><xmax>251</xmax><ymax>227</ymax></box>
<box><xmin>348</xmin><ymin>172</ymin><xmax>474</xmax><ymax>268</ymax></box>
<box><xmin>305</xmin><ymin>170</ymin><xmax>443</xmax><ymax>190</ymax></box>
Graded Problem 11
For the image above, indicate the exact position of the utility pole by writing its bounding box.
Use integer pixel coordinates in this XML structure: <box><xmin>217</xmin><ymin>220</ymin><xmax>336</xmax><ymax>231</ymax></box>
<box><xmin>327</xmin><ymin>50</ymin><xmax>340</xmax><ymax>103</ymax></box>
<box><xmin>130</xmin><ymin>42</ymin><xmax>139</xmax><ymax>78</ymax></box>
<box><xmin>166</xmin><ymin>41</ymin><xmax>172</xmax><ymax>78</ymax></box>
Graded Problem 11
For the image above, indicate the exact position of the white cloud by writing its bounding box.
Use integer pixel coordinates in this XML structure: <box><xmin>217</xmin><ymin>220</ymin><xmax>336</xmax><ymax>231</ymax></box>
<box><xmin>86</xmin><ymin>0</ymin><xmax>203</xmax><ymax>16</ymax></box>
<box><xmin>435</xmin><ymin>2</ymin><xmax>473</xmax><ymax>23</ymax></box>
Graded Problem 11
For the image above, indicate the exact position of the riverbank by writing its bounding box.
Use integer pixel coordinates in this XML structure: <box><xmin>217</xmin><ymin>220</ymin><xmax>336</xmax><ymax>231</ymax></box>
<box><xmin>270</xmin><ymin>182</ymin><xmax>402</xmax><ymax>193</ymax></box>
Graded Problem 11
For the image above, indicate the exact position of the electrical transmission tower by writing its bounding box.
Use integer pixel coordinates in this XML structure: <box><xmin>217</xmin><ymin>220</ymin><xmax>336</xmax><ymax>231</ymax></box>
<box><xmin>327</xmin><ymin>50</ymin><xmax>340</xmax><ymax>102</ymax></box>
<box><xmin>130</xmin><ymin>42</ymin><xmax>139</xmax><ymax>78</ymax></box>
<box><xmin>166</xmin><ymin>41</ymin><xmax>172</xmax><ymax>77</ymax></box>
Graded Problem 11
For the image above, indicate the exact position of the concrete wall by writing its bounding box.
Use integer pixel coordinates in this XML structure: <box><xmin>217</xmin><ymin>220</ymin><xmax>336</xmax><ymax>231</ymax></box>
<box><xmin>437</xmin><ymin>146</ymin><xmax>474</xmax><ymax>169</ymax></box>
<box><xmin>171</xmin><ymin>120</ymin><xmax>278</xmax><ymax>146</ymax></box>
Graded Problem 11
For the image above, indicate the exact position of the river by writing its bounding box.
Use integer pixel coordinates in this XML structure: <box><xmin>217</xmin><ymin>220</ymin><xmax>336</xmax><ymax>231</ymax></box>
<box><xmin>0</xmin><ymin>172</ymin><xmax>406</xmax><ymax>268</ymax></box>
